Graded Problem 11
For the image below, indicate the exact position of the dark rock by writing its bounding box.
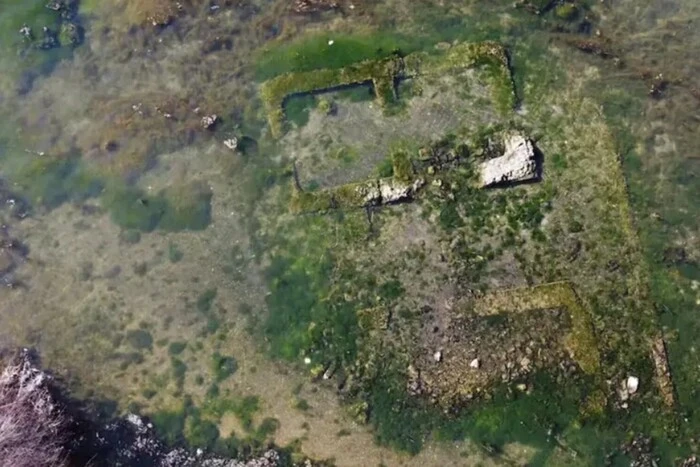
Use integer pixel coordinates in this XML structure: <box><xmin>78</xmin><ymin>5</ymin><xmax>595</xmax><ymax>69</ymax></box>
<box><xmin>0</xmin><ymin>349</ymin><xmax>289</xmax><ymax>467</ymax></box>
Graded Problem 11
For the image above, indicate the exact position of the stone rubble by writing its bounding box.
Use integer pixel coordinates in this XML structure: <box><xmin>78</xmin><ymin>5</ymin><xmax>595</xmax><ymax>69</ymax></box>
<box><xmin>377</xmin><ymin>178</ymin><xmax>425</xmax><ymax>204</ymax></box>
<box><xmin>479</xmin><ymin>133</ymin><xmax>538</xmax><ymax>187</ymax></box>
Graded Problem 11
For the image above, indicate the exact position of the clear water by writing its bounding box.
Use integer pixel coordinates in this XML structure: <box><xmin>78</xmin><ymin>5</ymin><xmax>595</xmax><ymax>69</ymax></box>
<box><xmin>0</xmin><ymin>0</ymin><xmax>698</xmax><ymax>465</ymax></box>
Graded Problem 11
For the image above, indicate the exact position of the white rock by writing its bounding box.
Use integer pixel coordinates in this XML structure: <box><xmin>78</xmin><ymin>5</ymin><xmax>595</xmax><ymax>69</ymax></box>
<box><xmin>520</xmin><ymin>357</ymin><xmax>531</xmax><ymax>370</ymax></box>
<box><xmin>378</xmin><ymin>178</ymin><xmax>425</xmax><ymax>204</ymax></box>
<box><xmin>469</xmin><ymin>358</ymin><xmax>480</xmax><ymax>369</ymax></box>
<box><xmin>201</xmin><ymin>114</ymin><xmax>218</xmax><ymax>129</ymax></box>
<box><xmin>303</xmin><ymin>357</ymin><xmax>312</xmax><ymax>365</ymax></box>
<box><xmin>480</xmin><ymin>133</ymin><xmax>538</xmax><ymax>187</ymax></box>
<box><xmin>626</xmin><ymin>376</ymin><xmax>639</xmax><ymax>394</ymax></box>
<box><xmin>223</xmin><ymin>137</ymin><xmax>238</xmax><ymax>150</ymax></box>
<box><xmin>433</xmin><ymin>350</ymin><xmax>442</xmax><ymax>362</ymax></box>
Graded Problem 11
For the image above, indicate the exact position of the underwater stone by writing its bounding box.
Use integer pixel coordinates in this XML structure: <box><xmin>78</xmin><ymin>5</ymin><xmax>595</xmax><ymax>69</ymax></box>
<box><xmin>479</xmin><ymin>133</ymin><xmax>537</xmax><ymax>187</ymax></box>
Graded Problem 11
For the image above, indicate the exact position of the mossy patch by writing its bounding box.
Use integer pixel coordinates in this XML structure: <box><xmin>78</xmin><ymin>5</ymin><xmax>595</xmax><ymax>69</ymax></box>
<box><xmin>260</xmin><ymin>41</ymin><xmax>515</xmax><ymax>137</ymax></box>
<box><xmin>125</xmin><ymin>329</ymin><xmax>153</xmax><ymax>351</ymax></box>
<box><xmin>211</xmin><ymin>352</ymin><xmax>238</xmax><ymax>382</ymax></box>
<box><xmin>158</xmin><ymin>182</ymin><xmax>212</xmax><ymax>231</ymax></box>
<box><xmin>9</xmin><ymin>154</ymin><xmax>103</xmax><ymax>210</ymax></box>
<box><xmin>102</xmin><ymin>181</ymin><xmax>212</xmax><ymax>232</ymax></box>
<box><xmin>168</xmin><ymin>341</ymin><xmax>187</xmax><ymax>356</ymax></box>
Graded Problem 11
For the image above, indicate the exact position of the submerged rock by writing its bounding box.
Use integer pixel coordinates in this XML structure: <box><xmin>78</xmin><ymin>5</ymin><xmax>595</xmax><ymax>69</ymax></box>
<box><xmin>479</xmin><ymin>133</ymin><xmax>538</xmax><ymax>187</ymax></box>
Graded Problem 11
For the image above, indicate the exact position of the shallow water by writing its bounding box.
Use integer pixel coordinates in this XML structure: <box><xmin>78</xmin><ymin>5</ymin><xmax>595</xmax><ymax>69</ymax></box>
<box><xmin>0</xmin><ymin>0</ymin><xmax>699</xmax><ymax>465</ymax></box>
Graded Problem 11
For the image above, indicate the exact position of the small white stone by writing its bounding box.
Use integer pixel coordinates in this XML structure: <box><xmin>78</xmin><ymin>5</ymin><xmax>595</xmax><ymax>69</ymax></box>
<box><xmin>626</xmin><ymin>376</ymin><xmax>639</xmax><ymax>394</ymax></box>
<box><xmin>433</xmin><ymin>350</ymin><xmax>442</xmax><ymax>362</ymax></box>
<box><xmin>469</xmin><ymin>358</ymin><xmax>480</xmax><ymax>369</ymax></box>
<box><xmin>224</xmin><ymin>137</ymin><xmax>238</xmax><ymax>150</ymax></box>
<box><xmin>303</xmin><ymin>357</ymin><xmax>312</xmax><ymax>365</ymax></box>
<box><xmin>328</xmin><ymin>39</ymin><xmax>334</xmax><ymax>46</ymax></box>
<box><xmin>516</xmin><ymin>383</ymin><xmax>527</xmax><ymax>392</ymax></box>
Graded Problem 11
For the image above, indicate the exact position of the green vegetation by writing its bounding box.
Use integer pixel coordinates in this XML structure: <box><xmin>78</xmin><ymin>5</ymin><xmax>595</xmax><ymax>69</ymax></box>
<box><xmin>203</xmin><ymin>395</ymin><xmax>260</xmax><ymax>431</ymax></box>
<box><xmin>391</xmin><ymin>150</ymin><xmax>414</xmax><ymax>183</ymax></box>
<box><xmin>260</xmin><ymin>55</ymin><xmax>401</xmax><ymax>136</ymax></box>
<box><xmin>211</xmin><ymin>352</ymin><xmax>238</xmax><ymax>382</ymax></box>
<box><xmin>260</xmin><ymin>40</ymin><xmax>515</xmax><ymax>137</ymax></box>
<box><xmin>185</xmin><ymin>416</ymin><xmax>220</xmax><ymax>450</ymax></box>
<box><xmin>292</xmin><ymin>398</ymin><xmax>310</xmax><ymax>412</ymax></box>
<box><xmin>119</xmin><ymin>230</ymin><xmax>141</xmax><ymax>245</ymax></box>
<box><xmin>151</xmin><ymin>409</ymin><xmax>187</xmax><ymax>445</ymax></box>
<box><xmin>103</xmin><ymin>182</ymin><xmax>212</xmax><ymax>232</ymax></box>
<box><xmin>255</xmin><ymin>33</ymin><xmax>417</xmax><ymax>80</ymax></box>
<box><xmin>168</xmin><ymin>341</ymin><xmax>187</xmax><ymax>356</ymax></box>
<box><xmin>0</xmin><ymin>0</ymin><xmax>78</xmax><ymax>87</ymax></box>
<box><xmin>168</xmin><ymin>242</ymin><xmax>184</xmax><ymax>262</ymax></box>
<box><xmin>196</xmin><ymin>289</ymin><xmax>218</xmax><ymax>313</ymax></box>
<box><xmin>554</xmin><ymin>3</ymin><xmax>579</xmax><ymax>21</ymax></box>
<box><xmin>284</xmin><ymin>94</ymin><xmax>316</xmax><ymax>128</ymax></box>
<box><xmin>9</xmin><ymin>154</ymin><xmax>103</xmax><ymax>209</ymax></box>
<box><xmin>125</xmin><ymin>329</ymin><xmax>153</xmax><ymax>351</ymax></box>
<box><xmin>172</xmin><ymin>358</ymin><xmax>188</xmax><ymax>387</ymax></box>
<box><xmin>102</xmin><ymin>186</ymin><xmax>167</xmax><ymax>231</ymax></box>
<box><xmin>158</xmin><ymin>182</ymin><xmax>212</xmax><ymax>231</ymax></box>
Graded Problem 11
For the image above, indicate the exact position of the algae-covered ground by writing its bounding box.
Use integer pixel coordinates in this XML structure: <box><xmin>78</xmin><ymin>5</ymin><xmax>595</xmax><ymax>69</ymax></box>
<box><xmin>0</xmin><ymin>0</ymin><xmax>699</xmax><ymax>466</ymax></box>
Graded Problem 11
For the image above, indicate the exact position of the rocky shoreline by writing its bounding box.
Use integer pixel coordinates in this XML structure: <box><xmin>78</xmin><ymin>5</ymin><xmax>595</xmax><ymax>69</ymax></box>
<box><xmin>0</xmin><ymin>349</ymin><xmax>317</xmax><ymax>467</ymax></box>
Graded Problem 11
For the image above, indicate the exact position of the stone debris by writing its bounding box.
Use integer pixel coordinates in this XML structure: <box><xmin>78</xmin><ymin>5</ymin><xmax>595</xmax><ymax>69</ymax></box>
<box><xmin>201</xmin><ymin>114</ymin><xmax>218</xmax><ymax>130</ymax></box>
<box><xmin>377</xmin><ymin>177</ymin><xmax>425</xmax><ymax>204</ymax></box>
<box><xmin>626</xmin><ymin>375</ymin><xmax>639</xmax><ymax>395</ymax></box>
<box><xmin>479</xmin><ymin>133</ymin><xmax>538</xmax><ymax>187</ymax></box>
<box><xmin>223</xmin><ymin>137</ymin><xmax>238</xmax><ymax>151</ymax></box>
<box><xmin>469</xmin><ymin>358</ymin><xmax>480</xmax><ymax>369</ymax></box>
<box><xmin>292</xmin><ymin>0</ymin><xmax>340</xmax><ymax>13</ymax></box>
<box><xmin>433</xmin><ymin>350</ymin><xmax>442</xmax><ymax>362</ymax></box>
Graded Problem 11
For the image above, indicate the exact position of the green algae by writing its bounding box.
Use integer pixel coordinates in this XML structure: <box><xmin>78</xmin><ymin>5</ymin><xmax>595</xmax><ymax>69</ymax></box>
<box><xmin>102</xmin><ymin>186</ymin><xmax>167</xmax><ymax>232</ymax></box>
<box><xmin>168</xmin><ymin>341</ymin><xmax>187</xmax><ymax>356</ymax></box>
<box><xmin>254</xmin><ymin>33</ymin><xmax>417</xmax><ymax>80</ymax></box>
<box><xmin>554</xmin><ymin>3</ymin><xmax>579</xmax><ymax>21</ymax></box>
<box><xmin>102</xmin><ymin>182</ymin><xmax>212</xmax><ymax>232</ymax></box>
<box><xmin>260</xmin><ymin>40</ymin><xmax>515</xmax><ymax>137</ymax></box>
<box><xmin>9</xmin><ymin>154</ymin><xmax>103</xmax><ymax>209</ymax></box>
<box><xmin>158</xmin><ymin>182</ymin><xmax>212</xmax><ymax>232</ymax></box>
<box><xmin>210</xmin><ymin>352</ymin><xmax>238</xmax><ymax>382</ymax></box>
<box><xmin>125</xmin><ymin>329</ymin><xmax>153</xmax><ymax>351</ymax></box>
